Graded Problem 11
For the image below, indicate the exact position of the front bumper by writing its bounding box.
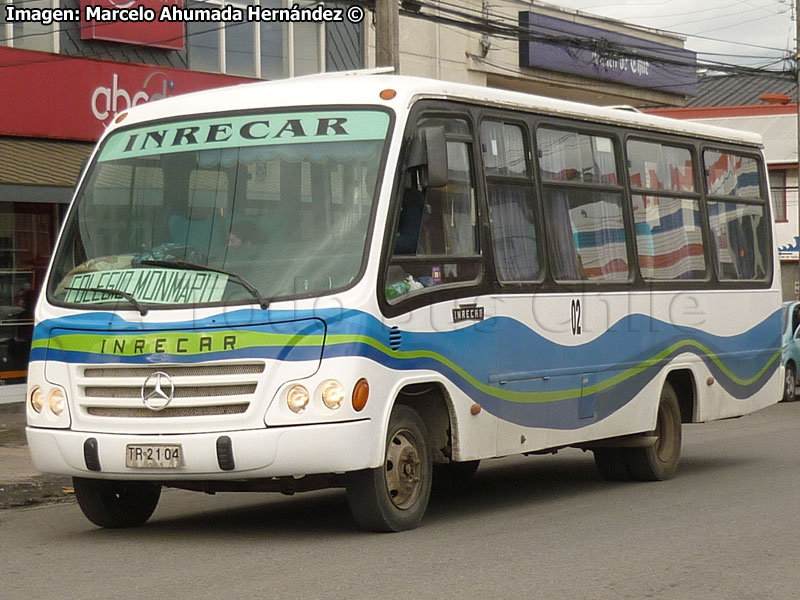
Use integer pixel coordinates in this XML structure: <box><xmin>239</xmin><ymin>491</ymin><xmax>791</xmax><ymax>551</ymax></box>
<box><xmin>26</xmin><ymin>419</ymin><xmax>373</xmax><ymax>480</ymax></box>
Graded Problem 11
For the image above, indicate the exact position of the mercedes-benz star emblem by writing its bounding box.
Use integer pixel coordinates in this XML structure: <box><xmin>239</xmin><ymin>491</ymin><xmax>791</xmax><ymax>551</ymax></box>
<box><xmin>141</xmin><ymin>371</ymin><xmax>175</xmax><ymax>411</ymax></box>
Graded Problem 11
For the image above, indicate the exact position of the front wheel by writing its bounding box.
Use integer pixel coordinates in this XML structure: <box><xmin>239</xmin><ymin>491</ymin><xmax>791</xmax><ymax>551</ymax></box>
<box><xmin>783</xmin><ymin>364</ymin><xmax>796</xmax><ymax>402</ymax></box>
<box><xmin>346</xmin><ymin>405</ymin><xmax>432</xmax><ymax>532</ymax></box>
<box><xmin>73</xmin><ymin>478</ymin><xmax>161</xmax><ymax>528</ymax></box>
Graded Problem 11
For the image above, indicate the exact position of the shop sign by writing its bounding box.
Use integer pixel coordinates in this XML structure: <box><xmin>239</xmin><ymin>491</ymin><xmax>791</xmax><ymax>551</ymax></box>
<box><xmin>519</xmin><ymin>12</ymin><xmax>697</xmax><ymax>95</ymax></box>
<box><xmin>0</xmin><ymin>47</ymin><xmax>252</xmax><ymax>142</ymax></box>
<box><xmin>80</xmin><ymin>0</ymin><xmax>185</xmax><ymax>50</ymax></box>
<box><xmin>779</xmin><ymin>236</ymin><xmax>799</xmax><ymax>261</ymax></box>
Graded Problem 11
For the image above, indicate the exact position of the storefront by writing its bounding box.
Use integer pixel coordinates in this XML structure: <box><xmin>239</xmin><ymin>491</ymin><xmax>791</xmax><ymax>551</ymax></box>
<box><xmin>0</xmin><ymin>138</ymin><xmax>92</xmax><ymax>399</ymax></box>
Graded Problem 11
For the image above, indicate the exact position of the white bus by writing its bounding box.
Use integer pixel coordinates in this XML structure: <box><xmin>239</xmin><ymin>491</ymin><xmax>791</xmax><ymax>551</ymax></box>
<box><xmin>27</xmin><ymin>72</ymin><xmax>782</xmax><ymax>531</ymax></box>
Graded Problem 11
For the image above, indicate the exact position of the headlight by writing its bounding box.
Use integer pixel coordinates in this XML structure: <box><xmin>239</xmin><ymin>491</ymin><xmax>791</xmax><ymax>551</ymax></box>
<box><xmin>48</xmin><ymin>388</ymin><xmax>67</xmax><ymax>416</ymax></box>
<box><xmin>30</xmin><ymin>386</ymin><xmax>44</xmax><ymax>413</ymax></box>
<box><xmin>320</xmin><ymin>380</ymin><xmax>345</xmax><ymax>410</ymax></box>
<box><xmin>287</xmin><ymin>384</ymin><xmax>310</xmax><ymax>413</ymax></box>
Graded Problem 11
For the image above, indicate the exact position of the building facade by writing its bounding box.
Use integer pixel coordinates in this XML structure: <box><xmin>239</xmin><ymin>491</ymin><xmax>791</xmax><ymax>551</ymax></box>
<box><xmin>366</xmin><ymin>0</ymin><xmax>697</xmax><ymax>107</ymax></box>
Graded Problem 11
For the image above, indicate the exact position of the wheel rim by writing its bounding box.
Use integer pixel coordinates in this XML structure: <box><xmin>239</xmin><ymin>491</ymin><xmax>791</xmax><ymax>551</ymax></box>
<box><xmin>654</xmin><ymin>401</ymin><xmax>678</xmax><ymax>464</ymax></box>
<box><xmin>786</xmin><ymin>371</ymin><xmax>796</xmax><ymax>400</ymax></box>
<box><xmin>384</xmin><ymin>428</ymin><xmax>422</xmax><ymax>510</ymax></box>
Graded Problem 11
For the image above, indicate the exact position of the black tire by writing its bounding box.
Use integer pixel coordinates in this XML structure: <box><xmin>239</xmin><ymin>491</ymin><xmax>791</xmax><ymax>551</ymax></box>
<box><xmin>593</xmin><ymin>448</ymin><xmax>630</xmax><ymax>481</ymax></box>
<box><xmin>346</xmin><ymin>405</ymin><xmax>432</xmax><ymax>532</ymax></box>
<box><xmin>625</xmin><ymin>382</ymin><xmax>682</xmax><ymax>481</ymax></box>
<box><xmin>73</xmin><ymin>477</ymin><xmax>161</xmax><ymax>528</ymax></box>
<box><xmin>783</xmin><ymin>363</ymin><xmax>796</xmax><ymax>402</ymax></box>
<box><xmin>433</xmin><ymin>459</ymin><xmax>480</xmax><ymax>487</ymax></box>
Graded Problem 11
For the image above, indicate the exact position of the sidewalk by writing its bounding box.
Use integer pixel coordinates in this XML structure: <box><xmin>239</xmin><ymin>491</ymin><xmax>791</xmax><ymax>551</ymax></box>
<box><xmin>0</xmin><ymin>403</ymin><xmax>74</xmax><ymax>509</ymax></box>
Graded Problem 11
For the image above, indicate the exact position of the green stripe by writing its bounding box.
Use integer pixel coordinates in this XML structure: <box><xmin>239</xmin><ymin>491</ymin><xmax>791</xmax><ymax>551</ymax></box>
<box><xmin>38</xmin><ymin>330</ymin><xmax>323</xmax><ymax>356</ymax></box>
<box><xmin>324</xmin><ymin>334</ymin><xmax>780</xmax><ymax>403</ymax></box>
<box><xmin>36</xmin><ymin>331</ymin><xmax>778</xmax><ymax>403</ymax></box>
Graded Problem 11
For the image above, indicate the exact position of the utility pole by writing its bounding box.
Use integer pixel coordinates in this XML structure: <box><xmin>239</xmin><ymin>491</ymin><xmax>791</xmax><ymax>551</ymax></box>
<box><xmin>375</xmin><ymin>0</ymin><xmax>400</xmax><ymax>72</ymax></box>
<box><xmin>796</xmin><ymin>0</ymin><xmax>800</xmax><ymax>296</ymax></box>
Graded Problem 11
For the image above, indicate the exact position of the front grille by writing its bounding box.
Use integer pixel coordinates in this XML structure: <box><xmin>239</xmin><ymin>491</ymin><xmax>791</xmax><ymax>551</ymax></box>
<box><xmin>84</xmin><ymin>364</ymin><xmax>265</xmax><ymax>378</ymax></box>
<box><xmin>76</xmin><ymin>361</ymin><xmax>264</xmax><ymax>419</ymax></box>
<box><xmin>84</xmin><ymin>384</ymin><xmax>257</xmax><ymax>399</ymax></box>
<box><xmin>87</xmin><ymin>404</ymin><xmax>249</xmax><ymax>418</ymax></box>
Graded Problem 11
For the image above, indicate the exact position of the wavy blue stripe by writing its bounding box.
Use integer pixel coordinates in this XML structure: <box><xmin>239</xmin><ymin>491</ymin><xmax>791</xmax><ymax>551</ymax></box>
<box><xmin>32</xmin><ymin>307</ymin><xmax>781</xmax><ymax>430</ymax></box>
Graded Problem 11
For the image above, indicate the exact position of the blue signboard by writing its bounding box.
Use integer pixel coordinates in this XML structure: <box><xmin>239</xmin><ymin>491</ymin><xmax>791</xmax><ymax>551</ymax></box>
<box><xmin>519</xmin><ymin>12</ymin><xmax>697</xmax><ymax>96</ymax></box>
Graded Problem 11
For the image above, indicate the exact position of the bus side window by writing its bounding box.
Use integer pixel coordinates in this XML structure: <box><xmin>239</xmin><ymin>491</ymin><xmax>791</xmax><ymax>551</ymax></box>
<box><xmin>386</xmin><ymin>119</ymin><xmax>481</xmax><ymax>301</ymax></box>
<box><xmin>480</xmin><ymin>120</ymin><xmax>540</xmax><ymax>283</ymax></box>
<box><xmin>537</xmin><ymin>128</ymin><xmax>629</xmax><ymax>282</ymax></box>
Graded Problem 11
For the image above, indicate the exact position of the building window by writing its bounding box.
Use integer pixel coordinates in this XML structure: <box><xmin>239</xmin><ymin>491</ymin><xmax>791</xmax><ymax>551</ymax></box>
<box><xmin>1</xmin><ymin>0</ymin><xmax>58</xmax><ymax>52</ymax></box>
<box><xmin>187</xmin><ymin>0</ymin><xmax>325</xmax><ymax>79</ymax></box>
<box><xmin>769</xmin><ymin>169</ymin><xmax>787</xmax><ymax>223</ymax></box>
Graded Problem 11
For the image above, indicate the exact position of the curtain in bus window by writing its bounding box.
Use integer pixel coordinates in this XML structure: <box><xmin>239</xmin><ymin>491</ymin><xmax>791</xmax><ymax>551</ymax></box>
<box><xmin>537</xmin><ymin>129</ymin><xmax>617</xmax><ymax>184</ymax></box>
<box><xmin>488</xmin><ymin>184</ymin><xmax>539</xmax><ymax>281</ymax></box>
<box><xmin>543</xmin><ymin>188</ymin><xmax>628</xmax><ymax>281</ymax></box>
<box><xmin>590</xmin><ymin>139</ymin><xmax>617</xmax><ymax>185</ymax></box>
<box><xmin>543</xmin><ymin>188</ymin><xmax>581</xmax><ymax>280</ymax></box>
<box><xmin>707</xmin><ymin>201</ymin><xmax>768</xmax><ymax>280</ymax></box>
<box><xmin>583</xmin><ymin>192</ymin><xmax>628</xmax><ymax>280</ymax></box>
<box><xmin>703</xmin><ymin>152</ymin><xmax>761</xmax><ymax>198</ymax></box>
<box><xmin>633</xmin><ymin>195</ymin><xmax>705</xmax><ymax>280</ymax></box>
<box><xmin>627</xmin><ymin>141</ymin><xmax>694</xmax><ymax>193</ymax></box>
<box><xmin>480</xmin><ymin>122</ymin><xmax>527</xmax><ymax>177</ymax></box>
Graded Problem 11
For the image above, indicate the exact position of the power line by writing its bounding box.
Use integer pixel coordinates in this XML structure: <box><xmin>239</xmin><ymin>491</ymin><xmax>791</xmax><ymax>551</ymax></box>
<box><xmin>498</xmin><ymin>0</ymin><xmax>795</xmax><ymax>54</ymax></box>
<box><xmin>401</xmin><ymin>0</ymin><xmax>795</xmax><ymax>78</ymax></box>
<box><xmin>1</xmin><ymin>0</ymin><xmax>796</xmax><ymax>82</ymax></box>
<box><xmin>426</xmin><ymin>0</ymin><xmax>791</xmax><ymax>65</ymax></box>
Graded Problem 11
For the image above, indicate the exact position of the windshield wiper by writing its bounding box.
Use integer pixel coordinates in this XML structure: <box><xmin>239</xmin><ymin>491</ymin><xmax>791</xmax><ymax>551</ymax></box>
<box><xmin>138</xmin><ymin>259</ymin><xmax>270</xmax><ymax>310</ymax></box>
<box><xmin>63</xmin><ymin>287</ymin><xmax>148</xmax><ymax>316</ymax></box>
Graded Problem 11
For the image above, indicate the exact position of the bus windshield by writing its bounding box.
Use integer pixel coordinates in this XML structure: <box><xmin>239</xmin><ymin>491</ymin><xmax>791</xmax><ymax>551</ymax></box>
<box><xmin>48</xmin><ymin>109</ymin><xmax>391</xmax><ymax>308</ymax></box>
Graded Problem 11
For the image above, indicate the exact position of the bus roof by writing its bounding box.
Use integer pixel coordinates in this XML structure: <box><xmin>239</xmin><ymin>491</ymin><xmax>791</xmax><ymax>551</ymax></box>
<box><xmin>110</xmin><ymin>70</ymin><xmax>764</xmax><ymax>148</ymax></box>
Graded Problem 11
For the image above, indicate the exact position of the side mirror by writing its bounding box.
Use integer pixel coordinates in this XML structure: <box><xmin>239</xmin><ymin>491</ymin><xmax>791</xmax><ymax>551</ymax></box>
<box><xmin>407</xmin><ymin>126</ymin><xmax>448</xmax><ymax>189</ymax></box>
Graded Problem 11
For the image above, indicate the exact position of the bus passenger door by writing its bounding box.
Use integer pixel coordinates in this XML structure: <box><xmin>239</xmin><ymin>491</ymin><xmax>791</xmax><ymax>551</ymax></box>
<box><xmin>381</xmin><ymin>113</ymin><xmax>498</xmax><ymax>461</ymax></box>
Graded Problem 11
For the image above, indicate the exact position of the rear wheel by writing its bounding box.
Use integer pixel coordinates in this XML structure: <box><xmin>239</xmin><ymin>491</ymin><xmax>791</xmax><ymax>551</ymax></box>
<box><xmin>626</xmin><ymin>383</ymin><xmax>682</xmax><ymax>481</ymax></box>
<box><xmin>346</xmin><ymin>405</ymin><xmax>432</xmax><ymax>532</ymax></box>
<box><xmin>593</xmin><ymin>448</ymin><xmax>630</xmax><ymax>481</ymax></box>
<box><xmin>783</xmin><ymin>364</ymin><xmax>796</xmax><ymax>402</ymax></box>
<box><xmin>73</xmin><ymin>478</ymin><xmax>161</xmax><ymax>528</ymax></box>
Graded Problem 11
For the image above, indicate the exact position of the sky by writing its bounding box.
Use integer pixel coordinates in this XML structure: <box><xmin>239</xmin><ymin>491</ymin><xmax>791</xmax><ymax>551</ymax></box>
<box><xmin>542</xmin><ymin>0</ymin><xmax>795</xmax><ymax>70</ymax></box>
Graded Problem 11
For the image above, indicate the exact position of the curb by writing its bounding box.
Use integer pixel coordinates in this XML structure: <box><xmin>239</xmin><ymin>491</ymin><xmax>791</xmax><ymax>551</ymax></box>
<box><xmin>1</xmin><ymin>403</ymin><xmax>76</xmax><ymax>509</ymax></box>
<box><xmin>0</xmin><ymin>476</ymin><xmax>76</xmax><ymax>510</ymax></box>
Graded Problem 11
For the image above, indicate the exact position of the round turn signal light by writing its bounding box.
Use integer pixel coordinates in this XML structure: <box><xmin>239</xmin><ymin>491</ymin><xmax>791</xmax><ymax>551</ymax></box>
<box><xmin>352</xmin><ymin>378</ymin><xmax>370</xmax><ymax>412</ymax></box>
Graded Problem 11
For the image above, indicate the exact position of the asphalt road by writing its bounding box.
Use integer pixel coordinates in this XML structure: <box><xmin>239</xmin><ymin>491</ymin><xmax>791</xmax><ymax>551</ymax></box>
<box><xmin>2</xmin><ymin>402</ymin><xmax>799</xmax><ymax>600</ymax></box>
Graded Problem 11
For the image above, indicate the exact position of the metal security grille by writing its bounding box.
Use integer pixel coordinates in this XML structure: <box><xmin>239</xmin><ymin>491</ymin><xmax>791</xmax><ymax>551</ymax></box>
<box><xmin>84</xmin><ymin>384</ymin><xmax>257</xmax><ymax>399</ymax></box>
<box><xmin>75</xmin><ymin>362</ymin><xmax>264</xmax><ymax>419</ymax></box>
<box><xmin>84</xmin><ymin>364</ymin><xmax>265</xmax><ymax>378</ymax></box>
<box><xmin>87</xmin><ymin>404</ymin><xmax>250</xmax><ymax>418</ymax></box>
